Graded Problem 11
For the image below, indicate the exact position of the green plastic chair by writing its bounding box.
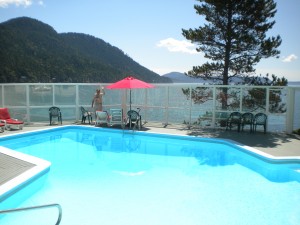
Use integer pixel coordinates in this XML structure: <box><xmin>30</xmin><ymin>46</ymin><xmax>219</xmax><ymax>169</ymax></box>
<box><xmin>241</xmin><ymin>112</ymin><xmax>254</xmax><ymax>132</ymax></box>
<box><xmin>253</xmin><ymin>113</ymin><xmax>267</xmax><ymax>133</ymax></box>
<box><xmin>49</xmin><ymin>106</ymin><xmax>62</xmax><ymax>125</ymax></box>
<box><xmin>226</xmin><ymin>112</ymin><xmax>242</xmax><ymax>132</ymax></box>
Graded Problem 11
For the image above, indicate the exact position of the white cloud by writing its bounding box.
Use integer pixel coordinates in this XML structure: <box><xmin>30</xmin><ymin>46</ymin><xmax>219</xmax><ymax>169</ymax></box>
<box><xmin>0</xmin><ymin>0</ymin><xmax>33</xmax><ymax>7</ymax></box>
<box><xmin>157</xmin><ymin>38</ymin><xmax>199</xmax><ymax>54</ymax></box>
<box><xmin>282</xmin><ymin>54</ymin><xmax>298</xmax><ymax>62</ymax></box>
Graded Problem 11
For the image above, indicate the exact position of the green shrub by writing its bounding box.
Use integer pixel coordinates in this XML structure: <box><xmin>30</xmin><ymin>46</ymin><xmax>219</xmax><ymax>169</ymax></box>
<box><xmin>293</xmin><ymin>128</ymin><xmax>300</xmax><ymax>135</ymax></box>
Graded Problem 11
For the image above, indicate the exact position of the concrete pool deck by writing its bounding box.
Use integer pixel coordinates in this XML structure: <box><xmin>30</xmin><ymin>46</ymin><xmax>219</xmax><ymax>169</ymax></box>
<box><xmin>0</xmin><ymin>122</ymin><xmax>299</xmax><ymax>159</ymax></box>
<box><xmin>146</xmin><ymin>126</ymin><xmax>300</xmax><ymax>159</ymax></box>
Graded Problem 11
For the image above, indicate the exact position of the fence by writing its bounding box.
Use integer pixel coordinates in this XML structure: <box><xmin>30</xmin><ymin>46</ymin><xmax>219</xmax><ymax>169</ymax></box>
<box><xmin>0</xmin><ymin>83</ymin><xmax>299</xmax><ymax>133</ymax></box>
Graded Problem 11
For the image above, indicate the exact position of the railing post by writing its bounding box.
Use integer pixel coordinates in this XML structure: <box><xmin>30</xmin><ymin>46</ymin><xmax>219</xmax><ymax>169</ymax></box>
<box><xmin>266</xmin><ymin>86</ymin><xmax>270</xmax><ymax>115</ymax></box>
<box><xmin>188</xmin><ymin>84</ymin><xmax>192</xmax><ymax>128</ymax></box>
<box><xmin>239</xmin><ymin>86</ymin><xmax>243</xmax><ymax>112</ymax></box>
<box><xmin>144</xmin><ymin>88</ymin><xmax>148</xmax><ymax>123</ymax></box>
<box><xmin>1</xmin><ymin>84</ymin><xmax>3</xmax><ymax>106</ymax></box>
<box><xmin>52</xmin><ymin>84</ymin><xmax>55</xmax><ymax>106</ymax></box>
<box><xmin>212</xmin><ymin>86</ymin><xmax>216</xmax><ymax>128</ymax></box>
<box><xmin>286</xmin><ymin>87</ymin><xmax>295</xmax><ymax>134</ymax></box>
<box><xmin>76</xmin><ymin>84</ymin><xmax>79</xmax><ymax>121</ymax></box>
<box><xmin>164</xmin><ymin>86</ymin><xmax>169</xmax><ymax>126</ymax></box>
<box><xmin>26</xmin><ymin>84</ymin><xmax>30</xmax><ymax>123</ymax></box>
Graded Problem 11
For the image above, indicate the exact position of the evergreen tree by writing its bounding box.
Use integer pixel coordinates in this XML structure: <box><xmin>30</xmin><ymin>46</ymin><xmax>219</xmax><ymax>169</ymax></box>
<box><xmin>182</xmin><ymin>0</ymin><xmax>282</xmax><ymax>85</ymax></box>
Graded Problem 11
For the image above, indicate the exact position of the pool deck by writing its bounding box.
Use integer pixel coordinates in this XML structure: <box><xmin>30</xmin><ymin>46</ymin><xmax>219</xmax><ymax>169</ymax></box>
<box><xmin>0</xmin><ymin>153</ymin><xmax>35</xmax><ymax>186</ymax></box>
<box><xmin>0</xmin><ymin>122</ymin><xmax>299</xmax><ymax>159</ymax></box>
<box><xmin>147</xmin><ymin>126</ymin><xmax>300</xmax><ymax>159</ymax></box>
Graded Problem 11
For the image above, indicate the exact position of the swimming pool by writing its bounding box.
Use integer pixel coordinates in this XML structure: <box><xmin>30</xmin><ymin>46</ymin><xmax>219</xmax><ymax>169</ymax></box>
<box><xmin>0</xmin><ymin>126</ymin><xmax>300</xmax><ymax>225</ymax></box>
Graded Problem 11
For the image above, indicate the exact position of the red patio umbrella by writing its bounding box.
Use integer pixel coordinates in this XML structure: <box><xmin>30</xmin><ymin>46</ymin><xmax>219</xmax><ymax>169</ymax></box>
<box><xmin>106</xmin><ymin>76</ymin><xmax>154</xmax><ymax>110</ymax></box>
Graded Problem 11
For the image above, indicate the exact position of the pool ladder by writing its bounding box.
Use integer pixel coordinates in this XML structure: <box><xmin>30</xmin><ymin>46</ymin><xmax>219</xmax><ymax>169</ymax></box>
<box><xmin>0</xmin><ymin>203</ymin><xmax>62</xmax><ymax>225</ymax></box>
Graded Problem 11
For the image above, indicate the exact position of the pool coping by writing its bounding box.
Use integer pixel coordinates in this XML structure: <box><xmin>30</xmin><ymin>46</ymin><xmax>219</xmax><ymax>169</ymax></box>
<box><xmin>0</xmin><ymin>147</ymin><xmax>51</xmax><ymax>201</ymax></box>
<box><xmin>224</xmin><ymin>139</ymin><xmax>300</xmax><ymax>161</ymax></box>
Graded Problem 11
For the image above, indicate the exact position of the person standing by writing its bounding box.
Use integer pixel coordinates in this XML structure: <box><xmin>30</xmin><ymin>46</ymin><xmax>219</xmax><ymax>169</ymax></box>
<box><xmin>92</xmin><ymin>87</ymin><xmax>105</xmax><ymax>112</ymax></box>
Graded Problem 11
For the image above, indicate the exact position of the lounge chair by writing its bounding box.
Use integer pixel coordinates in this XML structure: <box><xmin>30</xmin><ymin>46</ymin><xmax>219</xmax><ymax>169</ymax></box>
<box><xmin>0</xmin><ymin>122</ymin><xmax>5</xmax><ymax>132</ymax></box>
<box><xmin>95</xmin><ymin>111</ymin><xmax>109</xmax><ymax>126</ymax></box>
<box><xmin>226</xmin><ymin>112</ymin><xmax>241</xmax><ymax>132</ymax></box>
<box><xmin>80</xmin><ymin>106</ymin><xmax>92</xmax><ymax>124</ymax></box>
<box><xmin>0</xmin><ymin>108</ymin><xmax>24</xmax><ymax>130</ymax></box>
<box><xmin>241</xmin><ymin>112</ymin><xmax>254</xmax><ymax>132</ymax></box>
<box><xmin>109</xmin><ymin>109</ymin><xmax>124</xmax><ymax>128</ymax></box>
<box><xmin>49</xmin><ymin>106</ymin><xmax>62</xmax><ymax>125</ymax></box>
<box><xmin>127</xmin><ymin>109</ymin><xmax>142</xmax><ymax>130</ymax></box>
<box><xmin>253</xmin><ymin>113</ymin><xmax>267</xmax><ymax>133</ymax></box>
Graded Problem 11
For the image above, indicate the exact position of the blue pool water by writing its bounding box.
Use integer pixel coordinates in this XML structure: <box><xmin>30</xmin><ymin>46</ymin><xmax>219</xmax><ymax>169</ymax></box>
<box><xmin>0</xmin><ymin>126</ymin><xmax>300</xmax><ymax>225</ymax></box>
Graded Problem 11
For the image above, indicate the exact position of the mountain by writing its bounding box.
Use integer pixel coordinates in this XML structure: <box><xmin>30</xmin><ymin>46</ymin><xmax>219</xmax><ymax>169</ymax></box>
<box><xmin>0</xmin><ymin>17</ymin><xmax>171</xmax><ymax>83</ymax></box>
<box><xmin>162</xmin><ymin>72</ymin><xmax>206</xmax><ymax>83</ymax></box>
<box><xmin>163</xmin><ymin>72</ymin><xmax>294</xmax><ymax>85</ymax></box>
<box><xmin>162</xmin><ymin>71</ymin><xmax>243</xmax><ymax>84</ymax></box>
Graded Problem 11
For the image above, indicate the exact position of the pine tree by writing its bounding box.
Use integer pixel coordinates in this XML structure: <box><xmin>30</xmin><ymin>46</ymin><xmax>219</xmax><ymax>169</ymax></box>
<box><xmin>182</xmin><ymin>0</ymin><xmax>282</xmax><ymax>85</ymax></box>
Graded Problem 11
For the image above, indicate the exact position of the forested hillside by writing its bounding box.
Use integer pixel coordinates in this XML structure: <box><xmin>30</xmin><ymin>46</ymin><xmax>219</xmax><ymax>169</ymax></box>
<box><xmin>0</xmin><ymin>17</ymin><xmax>171</xmax><ymax>83</ymax></box>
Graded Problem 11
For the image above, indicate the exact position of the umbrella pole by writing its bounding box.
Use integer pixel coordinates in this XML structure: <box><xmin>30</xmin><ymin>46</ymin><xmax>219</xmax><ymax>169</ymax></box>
<box><xmin>130</xmin><ymin>89</ymin><xmax>132</xmax><ymax>111</ymax></box>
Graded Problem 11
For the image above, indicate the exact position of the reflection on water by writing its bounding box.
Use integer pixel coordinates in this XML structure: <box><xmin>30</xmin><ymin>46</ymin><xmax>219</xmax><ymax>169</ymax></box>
<box><xmin>78</xmin><ymin>131</ymin><xmax>142</xmax><ymax>153</ymax></box>
<box><xmin>87</xmin><ymin>131</ymin><xmax>300</xmax><ymax>183</ymax></box>
<box><xmin>181</xmin><ymin>145</ymin><xmax>236</xmax><ymax>166</ymax></box>
<box><xmin>182</xmin><ymin>142</ymin><xmax>300</xmax><ymax>183</ymax></box>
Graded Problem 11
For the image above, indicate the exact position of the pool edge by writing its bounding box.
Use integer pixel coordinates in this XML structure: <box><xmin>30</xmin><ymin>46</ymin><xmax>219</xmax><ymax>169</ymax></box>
<box><xmin>0</xmin><ymin>147</ymin><xmax>51</xmax><ymax>201</ymax></box>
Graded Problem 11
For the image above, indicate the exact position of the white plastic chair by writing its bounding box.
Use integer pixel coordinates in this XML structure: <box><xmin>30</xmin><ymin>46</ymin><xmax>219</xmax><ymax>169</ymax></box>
<box><xmin>109</xmin><ymin>109</ymin><xmax>124</xmax><ymax>128</ymax></box>
<box><xmin>95</xmin><ymin>111</ymin><xmax>109</xmax><ymax>126</ymax></box>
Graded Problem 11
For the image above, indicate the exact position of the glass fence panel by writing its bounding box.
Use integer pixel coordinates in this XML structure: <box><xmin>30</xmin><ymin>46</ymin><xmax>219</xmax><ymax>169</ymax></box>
<box><xmin>104</xmin><ymin>89</ymin><xmax>124</xmax><ymax>107</ymax></box>
<box><xmin>191</xmin><ymin>97</ymin><xmax>214</xmax><ymax>111</ymax></box>
<box><xmin>145</xmin><ymin>107</ymin><xmax>167</xmax><ymax>123</ymax></box>
<box><xmin>190</xmin><ymin>110</ymin><xmax>213</xmax><ymax>127</ymax></box>
<box><xmin>215</xmin><ymin>87</ymin><xmax>241</xmax><ymax>111</ymax></box>
<box><xmin>294</xmin><ymin>90</ymin><xmax>300</xmax><ymax>130</ymax></box>
<box><xmin>167</xmin><ymin>108</ymin><xmax>190</xmax><ymax>124</ymax></box>
<box><xmin>54</xmin><ymin>85</ymin><xmax>76</xmax><ymax>105</ymax></box>
<box><xmin>0</xmin><ymin>86</ymin><xmax>2</xmax><ymax>107</ymax></box>
<box><xmin>30</xmin><ymin>108</ymin><xmax>49</xmax><ymax>122</ymax></box>
<box><xmin>130</xmin><ymin>89</ymin><xmax>147</xmax><ymax>108</ymax></box>
<box><xmin>168</xmin><ymin>85</ymin><xmax>191</xmax><ymax>108</ymax></box>
<box><xmin>242</xmin><ymin>87</ymin><xmax>266</xmax><ymax>112</ymax></box>
<box><xmin>78</xmin><ymin>85</ymin><xmax>97</xmax><ymax>106</ymax></box>
<box><xmin>4</xmin><ymin>85</ymin><xmax>26</xmax><ymax>106</ymax></box>
<box><xmin>188</xmin><ymin>86</ymin><xmax>214</xmax><ymax>126</ymax></box>
<box><xmin>269</xmin><ymin>88</ymin><xmax>287</xmax><ymax>113</ymax></box>
<box><xmin>29</xmin><ymin>85</ymin><xmax>53</xmax><ymax>106</ymax></box>
<box><xmin>215</xmin><ymin>112</ymin><xmax>230</xmax><ymax>128</ymax></box>
<box><xmin>267</xmin><ymin>114</ymin><xmax>286</xmax><ymax>132</ymax></box>
<box><xmin>146</xmin><ymin>86</ymin><xmax>167</xmax><ymax>107</ymax></box>
<box><xmin>60</xmin><ymin>107</ymin><xmax>76</xmax><ymax>121</ymax></box>
<box><xmin>9</xmin><ymin>108</ymin><xmax>28</xmax><ymax>122</ymax></box>
<box><xmin>182</xmin><ymin>86</ymin><xmax>214</xmax><ymax>107</ymax></box>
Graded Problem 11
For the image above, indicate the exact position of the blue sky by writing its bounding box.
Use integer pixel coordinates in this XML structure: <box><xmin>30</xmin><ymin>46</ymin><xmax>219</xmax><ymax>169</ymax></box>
<box><xmin>0</xmin><ymin>0</ymin><xmax>299</xmax><ymax>81</ymax></box>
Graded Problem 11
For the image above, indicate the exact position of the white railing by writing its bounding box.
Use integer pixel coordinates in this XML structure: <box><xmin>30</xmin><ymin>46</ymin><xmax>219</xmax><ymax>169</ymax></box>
<box><xmin>0</xmin><ymin>83</ymin><xmax>299</xmax><ymax>133</ymax></box>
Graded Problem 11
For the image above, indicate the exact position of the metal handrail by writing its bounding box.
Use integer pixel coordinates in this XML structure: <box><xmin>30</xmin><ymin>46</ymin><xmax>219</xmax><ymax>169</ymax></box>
<box><xmin>0</xmin><ymin>203</ymin><xmax>62</xmax><ymax>225</ymax></box>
